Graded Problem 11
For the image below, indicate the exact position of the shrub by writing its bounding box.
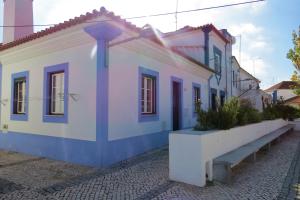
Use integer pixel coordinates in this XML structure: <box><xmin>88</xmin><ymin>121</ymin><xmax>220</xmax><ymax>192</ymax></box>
<box><xmin>194</xmin><ymin>101</ymin><xmax>217</xmax><ymax>131</ymax></box>
<box><xmin>217</xmin><ymin>97</ymin><xmax>240</xmax><ymax>130</ymax></box>
<box><xmin>194</xmin><ymin>97</ymin><xmax>240</xmax><ymax>131</ymax></box>
<box><xmin>273</xmin><ymin>103</ymin><xmax>300</xmax><ymax>121</ymax></box>
<box><xmin>237</xmin><ymin>99</ymin><xmax>262</xmax><ymax>125</ymax></box>
<box><xmin>262</xmin><ymin>103</ymin><xmax>279</xmax><ymax>120</ymax></box>
<box><xmin>194</xmin><ymin>96</ymin><xmax>300</xmax><ymax>131</ymax></box>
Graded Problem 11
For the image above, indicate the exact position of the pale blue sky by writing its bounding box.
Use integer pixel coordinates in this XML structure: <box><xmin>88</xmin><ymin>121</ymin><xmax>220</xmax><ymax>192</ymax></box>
<box><xmin>0</xmin><ymin>0</ymin><xmax>299</xmax><ymax>89</ymax></box>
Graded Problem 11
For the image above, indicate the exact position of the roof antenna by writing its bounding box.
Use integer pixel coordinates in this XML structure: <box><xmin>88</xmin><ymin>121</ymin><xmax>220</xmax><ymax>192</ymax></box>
<box><xmin>175</xmin><ymin>0</ymin><xmax>179</xmax><ymax>30</ymax></box>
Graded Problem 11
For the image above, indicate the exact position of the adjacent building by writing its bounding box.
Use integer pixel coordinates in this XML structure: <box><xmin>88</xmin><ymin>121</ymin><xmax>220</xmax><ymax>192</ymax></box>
<box><xmin>265</xmin><ymin>81</ymin><xmax>300</xmax><ymax>107</ymax></box>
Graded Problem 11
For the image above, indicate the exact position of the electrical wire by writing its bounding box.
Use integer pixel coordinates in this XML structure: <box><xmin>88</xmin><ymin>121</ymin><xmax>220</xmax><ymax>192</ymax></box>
<box><xmin>0</xmin><ymin>0</ymin><xmax>265</xmax><ymax>28</ymax></box>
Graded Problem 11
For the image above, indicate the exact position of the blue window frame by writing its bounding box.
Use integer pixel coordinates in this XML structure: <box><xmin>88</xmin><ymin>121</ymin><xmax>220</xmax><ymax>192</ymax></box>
<box><xmin>43</xmin><ymin>63</ymin><xmax>69</xmax><ymax>123</ymax></box>
<box><xmin>11</xmin><ymin>71</ymin><xmax>29</xmax><ymax>121</ymax></box>
<box><xmin>138</xmin><ymin>66</ymin><xmax>159</xmax><ymax>122</ymax></box>
<box><xmin>213</xmin><ymin>46</ymin><xmax>222</xmax><ymax>74</ymax></box>
<box><xmin>192</xmin><ymin>83</ymin><xmax>201</xmax><ymax>117</ymax></box>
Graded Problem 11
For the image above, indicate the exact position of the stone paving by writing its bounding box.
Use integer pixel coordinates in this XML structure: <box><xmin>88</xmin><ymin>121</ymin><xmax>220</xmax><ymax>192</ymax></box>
<box><xmin>0</xmin><ymin>132</ymin><xmax>299</xmax><ymax>200</ymax></box>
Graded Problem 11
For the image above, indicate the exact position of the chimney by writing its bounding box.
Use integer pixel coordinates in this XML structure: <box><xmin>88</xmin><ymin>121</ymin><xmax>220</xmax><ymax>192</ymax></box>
<box><xmin>3</xmin><ymin>0</ymin><xmax>34</xmax><ymax>44</ymax></box>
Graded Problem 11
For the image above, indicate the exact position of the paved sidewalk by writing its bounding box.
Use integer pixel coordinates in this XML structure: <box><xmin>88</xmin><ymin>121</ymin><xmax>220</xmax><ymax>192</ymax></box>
<box><xmin>0</xmin><ymin>132</ymin><xmax>299</xmax><ymax>200</ymax></box>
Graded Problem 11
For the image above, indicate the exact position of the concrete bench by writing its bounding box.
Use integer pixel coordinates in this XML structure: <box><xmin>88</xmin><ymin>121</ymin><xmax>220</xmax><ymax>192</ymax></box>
<box><xmin>213</xmin><ymin>124</ymin><xmax>294</xmax><ymax>184</ymax></box>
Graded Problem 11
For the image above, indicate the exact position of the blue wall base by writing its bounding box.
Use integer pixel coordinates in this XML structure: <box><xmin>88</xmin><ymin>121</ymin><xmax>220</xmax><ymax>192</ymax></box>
<box><xmin>103</xmin><ymin>131</ymin><xmax>169</xmax><ymax>166</ymax></box>
<box><xmin>0</xmin><ymin>130</ymin><xmax>169</xmax><ymax>167</ymax></box>
<box><xmin>0</xmin><ymin>131</ymin><xmax>97</xmax><ymax>166</ymax></box>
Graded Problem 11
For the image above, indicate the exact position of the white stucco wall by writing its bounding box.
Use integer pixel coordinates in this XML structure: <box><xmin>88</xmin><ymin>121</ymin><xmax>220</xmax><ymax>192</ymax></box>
<box><xmin>163</xmin><ymin>28</ymin><xmax>237</xmax><ymax>103</ymax></box>
<box><xmin>277</xmin><ymin>89</ymin><xmax>296</xmax><ymax>101</ymax></box>
<box><xmin>164</xmin><ymin>31</ymin><xmax>205</xmax><ymax>64</ymax></box>
<box><xmin>108</xmin><ymin>39</ymin><xmax>211</xmax><ymax>141</ymax></box>
<box><xmin>240</xmin><ymin>69</ymin><xmax>259</xmax><ymax>92</ymax></box>
<box><xmin>0</xmin><ymin>31</ymin><xmax>97</xmax><ymax>141</ymax></box>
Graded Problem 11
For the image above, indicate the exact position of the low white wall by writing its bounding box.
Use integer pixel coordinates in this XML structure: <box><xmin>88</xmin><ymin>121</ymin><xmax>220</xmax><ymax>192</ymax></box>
<box><xmin>289</xmin><ymin>119</ymin><xmax>300</xmax><ymax>131</ymax></box>
<box><xmin>169</xmin><ymin>119</ymin><xmax>288</xmax><ymax>187</ymax></box>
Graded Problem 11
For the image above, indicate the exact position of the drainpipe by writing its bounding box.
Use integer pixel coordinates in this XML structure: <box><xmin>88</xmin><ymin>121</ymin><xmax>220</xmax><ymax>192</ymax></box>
<box><xmin>203</xmin><ymin>28</ymin><xmax>210</xmax><ymax>67</ymax></box>
<box><xmin>0</xmin><ymin>63</ymin><xmax>2</xmax><ymax>126</ymax></box>
<box><xmin>231</xmin><ymin>58</ymin><xmax>233</xmax><ymax>97</ymax></box>
<box><xmin>208</xmin><ymin>75</ymin><xmax>213</xmax><ymax>110</ymax></box>
<box><xmin>203</xmin><ymin>27</ymin><xmax>212</xmax><ymax>109</ymax></box>
<box><xmin>224</xmin><ymin>43</ymin><xmax>228</xmax><ymax>99</ymax></box>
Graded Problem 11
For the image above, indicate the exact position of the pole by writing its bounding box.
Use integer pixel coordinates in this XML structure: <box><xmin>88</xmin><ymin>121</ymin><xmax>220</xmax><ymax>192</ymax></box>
<box><xmin>175</xmin><ymin>0</ymin><xmax>179</xmax><ymax>30</ymax></box>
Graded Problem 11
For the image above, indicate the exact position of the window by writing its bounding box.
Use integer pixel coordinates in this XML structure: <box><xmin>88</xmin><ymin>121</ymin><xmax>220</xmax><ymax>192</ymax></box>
<box><xmin>138</xmin><ymin>67</ymin><xmax>159</xmax><ymax>122</ymax></box>
<box><xmin>11</xmin><ymin>71</ymin><xmax>29</xmax><ymax>121</ymax></box>
<box><xmin>192</xmin><ymin>83</ymin><xmax>201</xmax><ymax>114</ymax></box>
<box><xmin>13</xmin><ymin>78</ymin><xmax>26</xmax><ymax>114</ymax></box>
<box><xmin>141</xmin><ymin>75</ymin><xmax>156</xmax><ymax>114</ymax></box>
<box><xmin>235</xmin><ymin>74</ymin><xmax>238</xmax><ymax>88</ymax></box>
<box><xmin>220</xmin><ymin>91</ymin><xmax>226</xmax><ymax>106</ymax></box>
<box><xmin>43</xmin><ymin>63</ymin><xmax>68</xmax><ymax>123</ymax></box>
<box><xmin>211</xmin><ymin>88</ymin><xmax>217</xmax><ymax>111</ymax></box>
<box><xmin>50</xmin><ymin>72</ymin><xmax>65</xmax><ymax>115</ymax></box>
<box><xmin>232</xmin><ymin>71</ymin><xmax>235</xmax><ymax>86</ymax></box>
<box><xmin>213</xmin><ymin>46</ymin><xmax>222</xmax><ymax>74</ymax></box>
<box><xmin>214</xmin><ymin>54</ymin><xmax>221</xmax><ymax>73</ymax></box>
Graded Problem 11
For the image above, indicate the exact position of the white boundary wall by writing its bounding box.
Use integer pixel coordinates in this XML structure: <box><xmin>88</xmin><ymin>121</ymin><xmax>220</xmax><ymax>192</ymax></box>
<box><xmin>169</xmin><ymin>119</ymin><xmax>288</xmax><ymax>187</ymax></box>
<box><xmin>289</xmin><ymin>119</ymin><xmax>300</xmax><ymax>131</ymax></box>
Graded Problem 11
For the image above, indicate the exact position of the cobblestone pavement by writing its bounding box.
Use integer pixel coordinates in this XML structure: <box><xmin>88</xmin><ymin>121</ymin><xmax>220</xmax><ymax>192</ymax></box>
<box><xmin>0</xmin><ymin>132</ymin><xmax>299</xmax><ymax>200</ymax></box>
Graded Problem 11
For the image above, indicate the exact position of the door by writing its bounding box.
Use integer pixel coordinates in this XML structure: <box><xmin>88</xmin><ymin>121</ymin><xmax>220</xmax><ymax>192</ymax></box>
<box><xmin>172</xmin><ymin>81</ymin><xmax>181</xmax><ymax>131</ymax></box>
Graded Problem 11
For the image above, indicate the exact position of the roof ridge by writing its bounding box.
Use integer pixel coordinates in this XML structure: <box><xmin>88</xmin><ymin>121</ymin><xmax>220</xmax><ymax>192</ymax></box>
<box><xmin>163</xmin><ymin>23</ymin><xmax>229</xmax><ymax>43</ymax></box>
<box><xmin>0</xmin><ymin>6</ymin><xmax>141</xmax><ymax>51</ymax></box>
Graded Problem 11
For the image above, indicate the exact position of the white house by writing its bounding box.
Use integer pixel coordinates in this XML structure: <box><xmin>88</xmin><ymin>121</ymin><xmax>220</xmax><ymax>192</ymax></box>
<box><xmin>231</xmin><ymin>56</ymin><xmax>271</xmax><ymax>111</ymax></box>
<box><xmin>0</xmin><ymin>1</ymin><xmax>215</xmax><ymax>167</ymax></box>
<box><xmin>163</xmin><ymin>26</ymin><xmax>235</xmax><ymax>109</ymax></box>
<box><xmin>265</xmin><ymin>81</ymin><xmax>299</xmax><ymax>103</ymax></box>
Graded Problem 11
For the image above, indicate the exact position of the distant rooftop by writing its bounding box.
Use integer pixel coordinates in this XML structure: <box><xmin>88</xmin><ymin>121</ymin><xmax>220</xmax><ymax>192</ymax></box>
<box><xmin>284</xmin><ymin>95</ymin><xmax>300</xmax><ymax>104</ymax></box>
<box><xmin>265</xmin><ymin>81</ymin><xmax>299</xmax><ymax>92</ymax></box>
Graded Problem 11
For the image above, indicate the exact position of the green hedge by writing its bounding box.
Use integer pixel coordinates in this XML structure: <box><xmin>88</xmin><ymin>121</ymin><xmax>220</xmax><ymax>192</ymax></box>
<box><xmin>194</xmin><ymin>98</ymin><xmax>300</xmax><ymax>131</ymax></box>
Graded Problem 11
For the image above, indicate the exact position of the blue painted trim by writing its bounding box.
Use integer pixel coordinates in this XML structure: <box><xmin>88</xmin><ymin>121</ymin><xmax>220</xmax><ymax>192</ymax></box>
<box><xmin>102</xmin><ymin>130</ymin><xmax>169</xmax><ymax>166</ymax></box>
<box><xmin>170</xmin><ymin>76</ymin><xmax>183</xmax><ymax>130</ymax></box>
<box><xmin>43</xmin><ymin>63</ymin><xmax>69</xmax><ymax>123</ymax></box>
<box><xmin>0</xmin><ymin>129</ymin><xmax>168</xmax><ymax>167</ymax></box>
<box><xmin>138</xmin><ymin>66</ymin><xmax>159</xmax><ymax>122</ymax></box>
<box><xmin>10</xmin><ymin>71</ymin><xmax>29</xmax><ymax>121</ymax></box>
<box><xmin>84</xmin><ymin>22</ymin><xmax>122</xmax><ymax>166</ymax></box>
<box><xmin>0</xmin><ymin>64</ymin><xmax>2</xmax><ymax>124</ymax></box>
<box><xmin>203</xmin><ymin>29</ymin><xmax>210</xmax><ymax>66</ymax></box>
<box><xmin>208</xmin><ymin>75</ymin><xmax>213</xmax><ymax>110</ymax></box>
<box><xmin>273</xmin><ymin>90</ymin><xmax>277</xmax><ymax>103</ymax></box>
<box><xmin>0</xmin><ymin>131</ymin><xmax>97</xmax><ymax>166</ymax></box>
<box><xmin>213</xmin><ymin>46</ymin><xmax>222</xmax><ymax>74</ymax></box>
<box><xmin>213</xmin><ymin>45</ymin><xmax>222</xmax><ymax>86</ymax></box>
<box><xmin>84</xmin><ymin>23</ymin><xmax>122</xmax><ymax>42</ymax></box>
<box><xmin>192</xmin><ymin>82</ymin><xmax>201</xmax><ymax>118</ymax></box>
<box><xmin>95</xmin><ymin>39</ymin><xmax>110</xmax><ymax>166</ymax></box>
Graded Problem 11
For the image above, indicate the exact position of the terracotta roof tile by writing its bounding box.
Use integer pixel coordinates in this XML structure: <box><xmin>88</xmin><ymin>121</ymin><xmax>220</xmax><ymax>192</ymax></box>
<box><xmin>0</xmin><ymin>7</ymin><xmax>214</xmax><ymax>74</ymax></box>
<box><xmin>0</xmin><ymin>7</ymin><xmax>141</xmax><ymax>52</ymax></box>
<box><xmin>284</xmin><ymin>96</ymin><xmax>300</xmax><ymax>104</ymax></box>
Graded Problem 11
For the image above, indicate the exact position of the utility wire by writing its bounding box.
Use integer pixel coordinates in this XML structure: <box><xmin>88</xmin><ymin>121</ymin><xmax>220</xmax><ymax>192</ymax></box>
<box><xmin>0</xmin><ymin>0</ymin><xmax>265</xmax><ymax>28</ymax></box>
